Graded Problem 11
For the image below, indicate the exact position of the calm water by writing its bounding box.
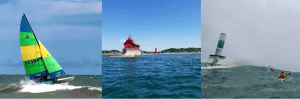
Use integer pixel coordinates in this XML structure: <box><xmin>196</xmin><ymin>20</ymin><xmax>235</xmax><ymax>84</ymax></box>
<box><xmin>102</xmin><ymin>54</ymin><xmax>201</xmax><ymax>98</ymax></box>
<box><xmin>0</xmin><ymin>75</ymin><xmax>102</xmax><ymax>98</ymax></box>
<box><xmin>202</xmin><ymin>65</ymin><xmax>300</xmax><ymax>98</ymax></box>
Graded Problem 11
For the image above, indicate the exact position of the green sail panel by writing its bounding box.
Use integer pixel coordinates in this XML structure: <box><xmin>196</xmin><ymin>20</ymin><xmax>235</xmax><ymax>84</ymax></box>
<box><xmin>20</xmin><ymin>14</ymin><xmax>49</xmax><ymax>79</ymax></box>
<box><xmin>23</xmin><ymin>57</ymin><xmax>45</xmax><ymax>75</ymax></box>
<box><xmin>20</xmin><ymin>32</ymin><xmax>39</xmax><ymax>46</ymax></box>
<box><xmin>38</xmin><ymin>40</ymin><xmax>66</xmax><ymax>79</ymax></box>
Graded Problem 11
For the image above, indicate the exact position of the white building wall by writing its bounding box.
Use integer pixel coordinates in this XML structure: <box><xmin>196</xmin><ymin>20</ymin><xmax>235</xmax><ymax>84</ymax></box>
<box><xmin>123</xmin><ymin>49</ymin><xmax>141</xmax><ymax>57</ymax></box>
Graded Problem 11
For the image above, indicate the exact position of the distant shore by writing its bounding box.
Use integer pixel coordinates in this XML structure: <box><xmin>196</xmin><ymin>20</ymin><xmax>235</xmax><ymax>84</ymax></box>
<box><xmin>159</xmin><ymin>52</ymin><xmax>201</xmax><ymax>54</ymax></box>
<box><xmin>102</xmin><ymin>52</ymin><xmax>201</xmax><ymax>56</ymax></box>
<box><xmin>102</xmin><ymin>53</ymin><xmax>122</xmax><ymax>55</ymax></box>
<box><xmin>102</xmin><ymin>48</ymin><xmax>201</xmax><ymax>55</ymax></box>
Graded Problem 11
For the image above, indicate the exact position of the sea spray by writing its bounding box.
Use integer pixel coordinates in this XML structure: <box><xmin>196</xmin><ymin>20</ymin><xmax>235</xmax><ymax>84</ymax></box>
<box><xmin>215</xmin><ymin>58</ymin><xmax>236</xmax><ymax>66</ymax></box>
<box><xmin>201</xmin><ymin>58</ymin><xmax>238</xmax><ymax>69</ymax></box>
<box><xmin>19</xmin><ymin>84</ymin><xmax>102</xmax><ymax>93</ymax></box>
<box><xmin>20</xmin><ymin>77</ymin><xmax>37</xmax><ymax>85</ymax></box>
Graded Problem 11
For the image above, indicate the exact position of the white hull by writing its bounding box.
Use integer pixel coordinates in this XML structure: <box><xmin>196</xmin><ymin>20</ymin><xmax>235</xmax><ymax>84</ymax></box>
<box><xmin>55</xmin><ymin>76</ymin><xmax>75</xmax><ymax>83</ymax></box>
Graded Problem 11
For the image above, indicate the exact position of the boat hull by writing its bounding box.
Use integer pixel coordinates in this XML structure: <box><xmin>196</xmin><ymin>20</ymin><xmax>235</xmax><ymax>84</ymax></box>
<box><xmin>37</xmin><ymin>81</ymin><xmax>52</xmax><ymax>84</ymax></box>
<box><xmin>54</xmin><ymin>76</ymin><xmax>75</xmax><ymax>83</ymax></box>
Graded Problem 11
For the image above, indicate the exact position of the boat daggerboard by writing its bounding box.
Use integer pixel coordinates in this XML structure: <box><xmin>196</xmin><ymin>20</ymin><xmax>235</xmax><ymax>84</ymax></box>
<box><xmin>20</xmin><ymin>13</ymin><xmax>66</xmax><ymax>80</ymax></box>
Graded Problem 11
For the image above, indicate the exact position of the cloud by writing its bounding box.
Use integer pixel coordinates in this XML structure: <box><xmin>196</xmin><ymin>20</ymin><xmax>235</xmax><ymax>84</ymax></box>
<box><xmin>0</xmin><ymin>0</ymin><xmax>102</xmax><ymax>23</ymax></box>
<box><xmin>120</xmin><ymin>39</ymin><xmax>126</xmax><ymax>42</ymax></box>
<box><xmin>51</xmin><ymin>0</ymin><xmax>102</xmax><ymax>15</ymax></box>
<box><xmin>37</xmin><ymin>25</ymin><xmax>101</xmax><ymax>40</ymax></box>
<box><xmin>0</xmin><ymin>0</ymin><xmax>102</xmax><ymax>40</ymax></box>
<box><xmin>118</xmin><ymin>42</ymin><xmax>123</xmax><ymax>44</ymax></box>
<box><xmin>184</xmin><ymin>38</ymin><xmax>188</xmax><ymax>40</ymax></box>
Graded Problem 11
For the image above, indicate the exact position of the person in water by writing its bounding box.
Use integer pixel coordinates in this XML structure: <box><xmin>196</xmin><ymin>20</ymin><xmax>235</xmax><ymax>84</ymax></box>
<box><xmin>279</xmin><ymin>71</ymin><xmax>287</xmax><ymax>79</ymax></box>
<box><xmin>269</xmin><ymin>66</ymin><xmax>274</xmax><ymax>72</ymax></box>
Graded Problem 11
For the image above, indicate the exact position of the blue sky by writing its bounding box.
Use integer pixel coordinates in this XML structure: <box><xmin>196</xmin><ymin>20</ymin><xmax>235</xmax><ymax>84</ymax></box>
<box><xmin>0</xmin><ymin>0</ymin><xmax>102</xmax><ymax>75</ymax></box>
<box><xmin>102</xmin><ymin>0</ymin><xmax>201</xmax><ymax>52</ymax></box>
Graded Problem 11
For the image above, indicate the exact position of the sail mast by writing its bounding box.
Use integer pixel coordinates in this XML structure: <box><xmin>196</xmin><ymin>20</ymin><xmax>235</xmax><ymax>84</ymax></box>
<box><xmin>21</xmin><ymin>14</ymin><xmax>66</xmax><ymax>79</ymax></box>
<box><xmin>23</xmin><ymin>13</ymin><xmax>42</xmax><ymax>49</ymax></box>
<box><xmin>23</xmin><ymin>13</ymin><xmax>49</xmax><ymax>77</ymax></box>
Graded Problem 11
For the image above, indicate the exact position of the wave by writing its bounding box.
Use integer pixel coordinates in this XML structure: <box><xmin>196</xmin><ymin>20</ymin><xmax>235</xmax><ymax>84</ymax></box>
<box><xmin>201</xmin><ymin>65</ymin><xmax>298</xmax><ymax>98</ymax></box>
<box><xmin>201</xmin><ymin>58</ymin><xmax>239</xmax><ymax>69</ymax></box>
<box><xmin>201</xmin><ymin>65</ymin><xmax>238</xmax><ymax>69</ymax></box>
<box><xmin>0</xmin><ymin>77</ymin><xmax>102</xmax><ymax>93</ymax></box>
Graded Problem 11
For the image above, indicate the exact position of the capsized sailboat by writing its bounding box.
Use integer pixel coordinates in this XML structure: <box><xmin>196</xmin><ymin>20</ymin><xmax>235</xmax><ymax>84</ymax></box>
<box><xmin>20</xmin><ymin>13</ymin><xmax>74</xmax><ymax>84</ymax></box>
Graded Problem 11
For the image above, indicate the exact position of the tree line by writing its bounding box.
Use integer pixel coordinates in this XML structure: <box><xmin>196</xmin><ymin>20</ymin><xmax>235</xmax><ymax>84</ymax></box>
<box><xmin>102</xmin><ymin>48</ymin><xmax>201</xmax><ymax>54</ymax></box>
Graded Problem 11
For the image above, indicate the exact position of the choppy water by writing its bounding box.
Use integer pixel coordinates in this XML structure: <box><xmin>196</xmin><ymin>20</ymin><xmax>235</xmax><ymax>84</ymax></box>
<box><xmin>201</xmin><ymin>65</ymin><xmax>300</xmax><ymax>98</ymax></box>
<box><xmin>102</xmin><ymin>54</ymin><xmax>201</xmax><ymax>98</ymax></box>
<box><xmin>0</xmin><ymin>75</ymin><xmax>102</xmax><ymax>98</ymax></box>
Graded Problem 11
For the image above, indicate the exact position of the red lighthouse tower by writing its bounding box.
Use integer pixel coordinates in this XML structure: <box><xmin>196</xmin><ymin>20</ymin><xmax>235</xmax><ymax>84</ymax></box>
<box><xmin>155</xmin><ymin>47</ymin><xmax>157</xmax><ymax>54</ymax></box>
<box><xmin>123</xmin><ymin>34</ymin><xmax>140</xmax><ymax>50</ymax></box>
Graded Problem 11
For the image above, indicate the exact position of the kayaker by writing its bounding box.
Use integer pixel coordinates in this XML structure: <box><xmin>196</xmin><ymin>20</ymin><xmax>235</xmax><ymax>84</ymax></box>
<box><xmin>279</xmin><ymin>71</ymin><xmax>287</xmax><ymax>79</ymax></box>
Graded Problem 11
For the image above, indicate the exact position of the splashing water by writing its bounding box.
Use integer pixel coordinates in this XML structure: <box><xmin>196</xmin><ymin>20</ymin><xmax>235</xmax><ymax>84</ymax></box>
<box><xmin>16</xmin><ymin>77</ymin><xmax>102</xmax><ymax>93</ymax></box>
<box><xmin>20</xmin><ymin>78</ymin><xmax>37</xmax><ymax>85</ymax></box>
<box><xmin>201</xmin><ymin>58</ymin><xmax>238</xmax><ymax>69</ymax></box>
<box><xmin>215</xmin><ymin>58</ymin><xmax>236</xmax><ymax>66</ymax></box>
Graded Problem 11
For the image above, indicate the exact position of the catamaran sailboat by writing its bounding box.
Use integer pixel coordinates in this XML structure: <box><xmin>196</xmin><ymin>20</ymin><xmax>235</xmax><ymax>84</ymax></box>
<box><xmin>20</xmin><ymin>13</ymin><xmax>74</xmax><ymax>84</ymax></box>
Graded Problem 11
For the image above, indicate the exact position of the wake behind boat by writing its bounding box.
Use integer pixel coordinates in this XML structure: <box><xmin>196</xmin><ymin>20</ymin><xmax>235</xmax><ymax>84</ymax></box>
<box><xmin>20</xmin><ymin>13</ymin><xmax>74</xmax><ymax>84</ymax></box>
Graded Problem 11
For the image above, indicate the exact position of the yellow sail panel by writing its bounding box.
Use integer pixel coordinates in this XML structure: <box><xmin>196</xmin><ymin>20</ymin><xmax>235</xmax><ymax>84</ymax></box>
<box><xmin>38</xmin><ymin>40</ymin><xmax>52</xmax><ymax>58</ymax></box>
<box><xmin>37</xmin><ymin>40</ymin><xmax>66</xmax><ymax>79</ymax></box>
<box><xmin>20</xmin><ymin>45</ymin><xmax>42</xmax><ymax>61</ymax></box>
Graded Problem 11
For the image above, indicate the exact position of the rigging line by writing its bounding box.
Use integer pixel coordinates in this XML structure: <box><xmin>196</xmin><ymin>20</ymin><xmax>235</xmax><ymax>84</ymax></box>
<box><xmin>23</xmin><ymin>13</ymin><xmax>43</xmax><ymax>57</ymax></box>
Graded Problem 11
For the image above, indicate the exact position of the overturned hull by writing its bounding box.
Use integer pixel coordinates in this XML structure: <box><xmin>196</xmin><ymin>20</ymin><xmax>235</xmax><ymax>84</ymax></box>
<box><xmin>202</xmin><ymin>62</ymin><xmax>223</xmax><ymax>67</ymax></box>
<box><xmin>203</xmin><ymin>33</ymin><xmax>227</xmax><ymax>67</ymax></box>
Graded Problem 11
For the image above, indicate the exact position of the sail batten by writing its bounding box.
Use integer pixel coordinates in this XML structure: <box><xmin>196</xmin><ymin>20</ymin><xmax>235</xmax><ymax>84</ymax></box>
<box><xmin>20</xmin><ymin>14</ymin><xmax>65</xmax><ymax>80</ymax></box>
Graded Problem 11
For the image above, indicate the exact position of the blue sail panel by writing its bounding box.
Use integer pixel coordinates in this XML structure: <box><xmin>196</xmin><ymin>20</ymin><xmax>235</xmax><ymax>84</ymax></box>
<box><xmin>20</xmin><ymin>14</ymin><xmax>32</xmax><ymax>32</ymax></box>
<box><xmin>26</xmin><ymin>70</ymin><xmax>49</xmax><ymax>79</ymax></box>
<box><xmin>48</xmin><ymin>69</ymin><xmax>66</xmax><ymax>79</ymax></box>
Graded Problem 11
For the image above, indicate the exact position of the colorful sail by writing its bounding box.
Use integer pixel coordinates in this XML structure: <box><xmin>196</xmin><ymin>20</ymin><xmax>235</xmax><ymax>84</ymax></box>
<box><xmin>20</xmin><ymin>14</ymin><xmax>66</xmax><ymax>79</ymax></box>
<box><xmin>38</xmin><ymin>40</ymin><xmax>66</xmax><ymax>79</ymax></box>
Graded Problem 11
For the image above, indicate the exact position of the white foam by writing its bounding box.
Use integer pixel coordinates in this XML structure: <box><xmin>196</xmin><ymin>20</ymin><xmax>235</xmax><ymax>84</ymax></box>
<box><xmin>201</xmin><ymin>65</ymin><xmax>238</xmax><ymax>69</ymax></box>
<box><xmin>16</xmin><ymin>77</ymin><xmax>102</xmax><ymax>93</ymax></box>
<box><xmin>88</xmin><ymin>87</ymin><xmax>102</xmax><ymax>91</ymax></box>
<box><xmin>20</xmin><ymin>78</ymin><xmax>37</xmax><ymax>85</ymax></box>
<box><xmin>19</xmin><ymin>83</ymin><xmax>82</xmax><ymax>93</ymax></box>
<box><xmin>215</xmin><ymin>58</ymin><xmax>236</xmax><ymax>66</ymax></box>
<box><xmin>202</xmin><ymin>58</ymin><xmax>240</xmax><ymax>69</ymax></box>
<box><xmin>0</xmin><ymin>84</ymin><xmax>18</xmax><ymax>91</ymax></box>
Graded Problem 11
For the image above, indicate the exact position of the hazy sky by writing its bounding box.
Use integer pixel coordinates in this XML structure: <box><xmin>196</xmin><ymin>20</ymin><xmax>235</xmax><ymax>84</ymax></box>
<box><xmin>202</xmin><ymin>0</ymin><xmax>300</xmax><ymax>72</ymax></box>
<box><xmin>102</xmin><ymin>0</ymin><xmax>201</xmax><ymax>52</ymax></box>
<box><xmin>0</xmin><ymin>0</ymin><xmax>102</xmax><ymax>75</ymax></box>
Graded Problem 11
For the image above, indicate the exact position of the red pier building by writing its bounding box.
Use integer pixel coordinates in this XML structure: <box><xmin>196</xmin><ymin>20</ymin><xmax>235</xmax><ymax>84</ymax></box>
<box><xmin>122</xmin><ymin>35</ymin><xmax>141</xmax><ymax>56</ymax></box>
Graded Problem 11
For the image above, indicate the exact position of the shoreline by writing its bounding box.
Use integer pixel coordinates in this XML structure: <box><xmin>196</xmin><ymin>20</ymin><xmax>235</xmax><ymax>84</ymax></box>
<box><xmin>102</xmin><ymin>52</ymin><xmax>201</xmax><ymax>56</ymax></box>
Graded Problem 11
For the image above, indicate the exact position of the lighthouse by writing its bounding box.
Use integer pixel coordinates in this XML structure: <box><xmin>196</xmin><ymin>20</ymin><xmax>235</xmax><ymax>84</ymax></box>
<box><xmin>155</xmin><ymin>47</ymin><xmax>157</xmax><ymax>54</ymax></box>
<box><xmin>122</xmin><ymin>35</ymin><xmax>141</xmax><ymax>57</ymax></box>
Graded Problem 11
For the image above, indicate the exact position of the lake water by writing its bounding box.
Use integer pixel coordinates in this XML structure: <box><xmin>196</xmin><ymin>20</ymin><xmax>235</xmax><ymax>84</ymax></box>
<box><xmin>102</xmin><ymin>54</ymin><xmax>201</xmax><ymax>98</ymax></box>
